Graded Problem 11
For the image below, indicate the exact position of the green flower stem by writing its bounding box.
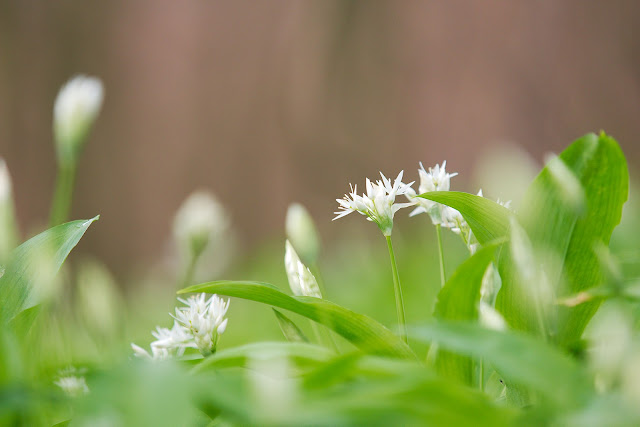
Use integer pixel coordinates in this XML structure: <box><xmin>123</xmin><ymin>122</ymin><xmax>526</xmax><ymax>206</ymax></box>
<box><xmin>435</xmin><ymin>224</ymin><xmax>446</xmax><ymax>288</ymax></box>
<box><xmin>49</xmin><ymin>162</ymin><xmax>77</xmax><ymax>227</ymax></box>
<box><xmin>386</xmin><ymin>235</ymin><xmax>408</xmax><ymax>343</ymax></box>
<box><xmin>479</xmin><ymin>358</ymin><xmax>484</xmax><ymax>392</ymax></box>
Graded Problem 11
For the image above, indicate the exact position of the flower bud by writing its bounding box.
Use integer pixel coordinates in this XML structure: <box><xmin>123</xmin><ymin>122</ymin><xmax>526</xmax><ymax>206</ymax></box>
<box><xmin>284</xmin><ymin>240</ymin><xmax>321</xmax><ymax>298</ymax></box>
<box><xmin>0</xmin><ymin>158</ymin><xmax>18</xmax><ymax>264</ymax></box>
<box><xmin>173</xmin><ymin>190</ymin><xmax>229</xmax><ymax>258</ymax></box>
<box><xmin>53</xmin><ymin>75</ymin><xmax>104</xmax><ymax>164</ymax></box>
<box><xmin>285</xmin><ymin>203</ymin><xmax>320</xmax><ymax>266</ymax></box>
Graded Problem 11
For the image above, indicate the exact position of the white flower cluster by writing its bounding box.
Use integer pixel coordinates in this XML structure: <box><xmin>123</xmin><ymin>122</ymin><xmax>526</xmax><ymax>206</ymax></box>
<box><xmin>334</xmin><ymin>171</ymin><xmax>415</xmax><ymax>237</ymax></box>
<box><xmin>54</xmin><ymin>367</ymin><xmax>89</xmax><ymax>397</ymax></box>
<box><xmin>131</xmin><ymin>293</ymin><xmax>230</xmax><ymax>359</ymax></box>
<box><xmin>285</xmin><ymin>240</ymin><xmax>321</xmax><ymax>298</ymax></box>
<box><xmin>334</xmin><ymin>163</ymin><xmax>511</xmax><ymax>253</ymax></box>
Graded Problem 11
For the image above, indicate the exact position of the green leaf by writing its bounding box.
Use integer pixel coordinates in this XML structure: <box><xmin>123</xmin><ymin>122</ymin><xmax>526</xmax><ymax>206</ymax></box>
<box><xmin>272</xmin><ymin>309</ymin><xmax>309</xmax><ymax>343</ymax></box>
<box><xmin>433</xmin><ymin>243</ymin><xmax>500</xmax><ymax>385</ymax></box>
<box><xmin>409</xmin><ymin>321</ymin><xmax>593</xmax><ymax>408</ymax></box>
<box><xmin>179</xmin><ymin>281</ymin><xmax>415</xmax><ymax>359</ymax></box>
<box><xmin>495</xmin><ymin>133</ymin><xmax>629</xmax><ymax>343</ymax></box>
<box><xmin>192</xmin><ymin>342</ymin><xmax>333</xmax><ymax>373</ymax></box>
<box><xmin>0</xmin><ymin>216</ymin><xmax>99</xmax><ymax>325</ymax></box>
<box><xmin>418</xmin><ymin>191</ymin><xmax>513</xmax><ymax>244</ymax></box>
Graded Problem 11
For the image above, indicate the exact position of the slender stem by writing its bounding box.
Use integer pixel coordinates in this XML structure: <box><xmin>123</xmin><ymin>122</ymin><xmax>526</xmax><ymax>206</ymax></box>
<box><xmin>386</xmin><ymin>235</ymin><xmax>407</xmax><ymax>343</ymax></box>
<box><xmin>479</xmin><ymin>358</ymin><xmax>484</xmax><ymax>392</ymax></box>
<box><xmin>435</xmin><ymin>224</ymin><xmax>446</xmax><ymax>288</ymax></box>
<box><xmin>49</xmin><ymin>162</ymin><xmax>77</xmax><ymax>227</ymax></box>
<box><xmin>182</xmin><ymin>252</ymin><xmax>200</xmax><ymax>289</ymax></box>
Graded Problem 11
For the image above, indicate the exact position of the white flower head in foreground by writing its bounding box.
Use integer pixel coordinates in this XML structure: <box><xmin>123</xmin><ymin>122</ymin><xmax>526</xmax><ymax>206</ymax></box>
<box><xmin>174</xmin><ymin>190</ymin><xmax>229</xmax><ymax>257</ymax></box>
<box><xmin>131</xmin><ymin>322</ymin><xmax>193</xmax><ymax>361</ymax></box>
<box><xmin>284</xmin><ymin>240</ymin><xmax>321</xmax><ymax>298</ymax></box>
<box><xmin>407</xmin><ymin>161</ymin><xmax>458</xmax><ymax>225</ymax></box>
<box><xmin>55</xmin><ymin>368</ymin><xmax>89</xmax><ymax>397</ymax></box>
<box><xmin>0</xmin><ymin>158</ymin><xmax>11</xmax><ymax>203</ymax></box>
<box><xmin>334</xmin><ymin>171</ymin><xmax>415</xmax><ymax>236</ymax></box>
<box><xmin>173</xmin><ymin>293</ymin><xmax>230</xmax><ymax>356</ymax></box>
<box><xmin>54</xmin><ymin>75</ymin><xmax>104</xmax><ymax>162</ymax></box>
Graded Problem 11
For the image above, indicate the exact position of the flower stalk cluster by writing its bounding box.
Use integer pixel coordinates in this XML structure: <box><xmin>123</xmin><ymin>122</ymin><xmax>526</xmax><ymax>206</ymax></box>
<box><xmin>132</xmin><ymin>293</ymin><xmax>230</xmax><ymax>360</ymax></box>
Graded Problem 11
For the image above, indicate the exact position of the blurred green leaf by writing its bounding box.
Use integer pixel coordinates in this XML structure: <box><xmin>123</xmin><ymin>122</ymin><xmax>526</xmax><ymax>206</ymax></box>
<box><xmin>192</xmin><ymin>341</ymin><xmax>332</xmax><ymax>373</ymax></box>
<box><xmin>495</xmin><ymin>133</ymin><xmax>628</xmax><ymax>344</ymax></box>
<box><xmin>272</xmin><ymin>309</ymin><xmax>309</xmax><ymax>343</ymax></box>
<box><xmin>409</xmin><ymin>321</ymin><xmax>593</xmax><ymax>408</ymax></box>
<box><xmin>0</xmin><ymin>217</ymin><xmax>99</xmax><ymax>326</ymax></box>
<box><xmin>179</xmin><ymin>281</ymin><xmax>415</xmax><ymax>359</ymax></box>
<box><xmin>433</xmin><ymin>243</ymin><xmax>499</xmax><ymax>385</ymax></box>
<box><xmin>418</xmin><ymin>191</ymin><xmax>512</xmax><ymax>244</ymax></box>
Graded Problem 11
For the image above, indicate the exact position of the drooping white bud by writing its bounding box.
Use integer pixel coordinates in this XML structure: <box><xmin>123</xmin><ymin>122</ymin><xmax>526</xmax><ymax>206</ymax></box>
<box><xmin>53</xmin><ymin>75</ymin><xmax>104</xmax><ymax>163</ymax></box>
<box><xmin>284</xmin><ymin>240</ymin><xmax>321</xmax><ymax>298</ymax></box>
<box><xmin>285</xmin><ymin>203</ymin><xmax>320</xmax><ymax>266</ymax></box>
<box><xmin>0</xmin><ymin>158</ymin><xmax>10</xmax><ymax>203</ymax></box>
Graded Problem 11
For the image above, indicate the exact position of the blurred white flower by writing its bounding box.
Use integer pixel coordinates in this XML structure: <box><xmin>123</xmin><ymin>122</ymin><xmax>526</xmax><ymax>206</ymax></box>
<box><xmin>0</xmin><ymin>158</ymin><xmax>18</xmax><ymax>264</ymax></box>
<box><xmin>406</xmin><ymin>161</ymin><xmax>458</xmax><ymax>225</ymax></box>
<box><xmin>284</xmin><ymin>240</ymin><xmax>321</xmax><ymax>298</ymax></box>
<box><xmin>53</xmin><ymin>75</ymin><xmax>104</xmax><ymax>162</ymax></box>
<box><xmin>334</xmin><ymin>171</ymin><xmax>415</xmax><ymax>236</ymax></box>
<box><xmin>173</xmin><ymin>190</ymin><xmax>229</xmax><ymax>257</ymax></box>
<box><xmin>286</xmin><ymin>203</ymin><xmax>320</xmax><ymax>266</ymax></box>
<box><xmin>55</xmin><ymin>368</ymin><xmax>89</xmax><ymax>397</ymax></box>
<box><xmin>441</xmin><ymin>190</ymin><xmax>482</xmax><ymax>254</ymax></box>
<box><xmin>173</xmin><ymin>293</ymin><xmax>230</xmax><ymax>356</ymax></box>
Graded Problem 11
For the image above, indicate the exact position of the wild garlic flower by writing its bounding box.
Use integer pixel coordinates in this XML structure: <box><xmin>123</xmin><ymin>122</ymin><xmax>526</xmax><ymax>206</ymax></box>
<box><xmin>334</xmin><ymin>171</ymin><xmax>415</xmax><ymax>237</ymax></box>
<box><xmin>54</xmin><ymin>75</ymin><xmax>104</xmax><ymax>163</ymax></box>
<box><xmin>406</xmin><ymin>161</ymin><xmax>458</xmax><ymax>225</ymax></box>
<box><xmin>284</xmin><ymin>240</ymin><xmax>321</xmax><ymax>298</ymax></box>
<box><xmin>174</xmin><ymin>190</ymin><xmax>229</xmax><ymax>257</ymax></box>
<box><xmin>173</xmin><ymin>293</ymin><xmax>230</xmax><ymax>356</ymax></box>
<box><xmin>131</xmin><ymin>322</ymin><xmax>193</xmax><ymax>361</ymax></box>
<box><xmin>55</xmin><ymin>368</ymin><xmax>89</xmax><ymax>397</ymax></box>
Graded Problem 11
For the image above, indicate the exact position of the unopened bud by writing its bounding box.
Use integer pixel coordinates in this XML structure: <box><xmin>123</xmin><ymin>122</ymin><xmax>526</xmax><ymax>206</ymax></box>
<box><xmin>53</xmin><ymin>75</ymin><xmax>104</xmax><ymax>164</ymax></box>
<box><xmin>173</xmin><ymin>190</ymin><xmax>228</xmax><ymax>257</ymax></box>
<box><xmin>285</xmin><ymin>203</ymin><xmax>320</xmax><ymax>266</ymax></box>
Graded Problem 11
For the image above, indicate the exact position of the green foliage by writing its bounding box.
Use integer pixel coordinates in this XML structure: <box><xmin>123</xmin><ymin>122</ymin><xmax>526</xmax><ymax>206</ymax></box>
<box><xmin>0</xmin><ymin>131</ymin><xmax>636</xmax><ymax>425</ymax></box>
<box><xmin>179</xmin><ymin>281</ymin><xmax>415</xmax><ymax>359</ymax></box>
<box><xmin>0</xmin><ymin>217</ymin><xmax>99</xmax><ymax>325</ymax></box>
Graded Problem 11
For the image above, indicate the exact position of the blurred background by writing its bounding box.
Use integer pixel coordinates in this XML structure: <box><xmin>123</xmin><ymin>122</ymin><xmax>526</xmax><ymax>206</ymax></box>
<box><xmin>1</xmin><ymin>0</ymin><xmax>639</xmax><ymax>285</ymax></box>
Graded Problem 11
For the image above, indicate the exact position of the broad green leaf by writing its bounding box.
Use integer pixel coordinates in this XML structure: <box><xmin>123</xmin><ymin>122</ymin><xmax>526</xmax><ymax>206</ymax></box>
<box><xmin>179</xmin><ymin>281</ymin><xmax>415</xmax><ymax>359</ymax></box>
<box><xmin>418</xmin><ymin>191</ymin><xmax>513</xmax><ymax>244</ymax></box>
<box><xmin>192</xmin><ymin>342</ymin><xmax>332</xmax><ymax>373</ymax></box>
<box><xmin>495</xmin><ymin>133</ymin><xmax>628</xmax><ymax>344</ymax></box>
<box><xmin>433</xmin><ymin>243</ymin><xmax>500</xmax><ymax>385</ymax></box>
<box><xmin>409</xmin><ymin>321</ymin><xmax>593</xmax><ymax>408</ymax></box>
<box><xmin>273</xmin><ymin>309</ymin><xmax>309</xmax><ymax>343</ymax></box>
<box><xmin>0</xmin><ymin>216</ymin><xmax>99</xmax><ymax>325</ymax></box>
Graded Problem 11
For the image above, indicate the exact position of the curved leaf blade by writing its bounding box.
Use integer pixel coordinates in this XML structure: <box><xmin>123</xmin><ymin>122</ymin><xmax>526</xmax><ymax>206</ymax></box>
<box><xmin>418</xmin><ymin>191</ymin><xmax>512</xmax><ymax>244</ymax></box>
<box><xmin>0</xmin><ymin>216</ymin><xmax>99</xmax><ymax>324</ymax></box>
<box><xmin>179</xmin><ymin>281</ymin><xmax>415</xmax><ymax>359</ymax></box>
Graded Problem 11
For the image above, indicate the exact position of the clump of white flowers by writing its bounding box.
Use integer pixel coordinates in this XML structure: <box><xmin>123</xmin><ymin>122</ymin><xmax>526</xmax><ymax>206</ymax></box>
<box><xmin>173</xmin><ymin>293</ymin><xmax>230</xmax><ymax>356</ymax></box>
<box><xmin>53</xmin><ymin>75</ymin><xmax>104</xmax><ymax>164</ymax></box>
<box><xmin>406</xmin><ymin>161</ymin><xmax>458</xmax><ymax>225</ymax></box>
<box><xmin>334</xmin><ymin>171</ymin><xmax>415</xmax><ymax>236</ymax></box>
<box><xmin>173</xmin><ymin>190</ymin><xmax>229</xmax><ymax>259</ymax></box>
<box><xmin>285</xmin><ymin>240</ymin><xmax>321</xmax><ymax>298</ymax></box>
<box><xmin>132</xmin><ymin>293</ymin><xmax>230</xmax><ymax>359</ymax></box>
<box><xmin>55</xmin><ymin>367</ymin><xmax>89</xmax><ymax>397</ymax></box>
